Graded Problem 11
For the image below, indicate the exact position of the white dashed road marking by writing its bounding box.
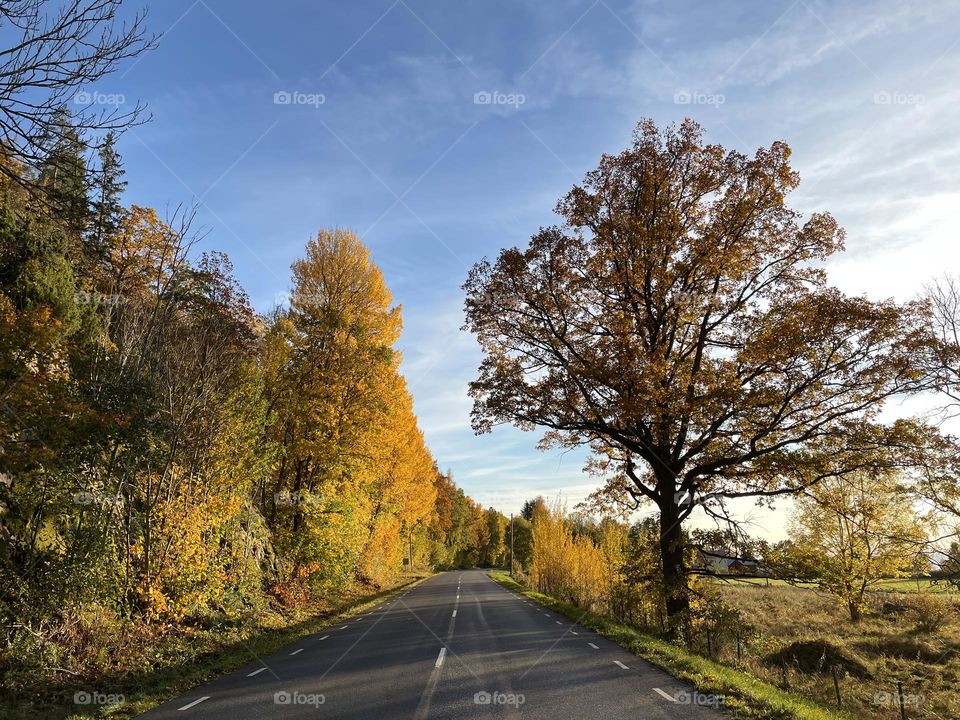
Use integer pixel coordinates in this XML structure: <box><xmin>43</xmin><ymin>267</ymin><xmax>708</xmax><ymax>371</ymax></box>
<box><xmin>452</xmin><ymin>610</ymin><xmax>457</xmax><ymax>617</ymax></box>
<box><xmin>614</xmin><ymin>660</ymin><xmax>629</xmax><ymax>669</ymax></box>
<box><xmin>653</xmin><ymin>688</ymin><xmax>678</xmax><ymax>702</ymax></box>
<box><xmin>435</xmin><ymin>647</ymin><xmax>447</xmax><ymax>667</ymax></box>
<box><xmin>247</xmin><ymin>667</ymin><xmax>266</xmax><ymax>677</ymax></box>
<box><xmin>319</xmin><ymin>635</ymin><xmax>329</xmax><ymax>640</ymax></box>
<box><xmin>178</xmin><ymin>697</ymin><xmax>210</xmax><ymax>711</ymax></box>
<box><xmin>588</xmin><ymin>643</ymin><xmax>599</xmax><ymax>649</ymax></box>
<box><xmin>290</xmin><ymin>648</ymin><xmax>303</xmax><ymax>656</ymax></box>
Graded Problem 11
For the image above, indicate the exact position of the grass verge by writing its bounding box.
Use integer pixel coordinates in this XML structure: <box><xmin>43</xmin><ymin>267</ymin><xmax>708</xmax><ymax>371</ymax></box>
<box><xmin>4</xmin><ymin>573</ymin><xmax>433</xmax><ymax>720</ymax></box>
<box><xmin>488</xmin><ymin>571</ymin><xmax>848</xmax><ymax>720</ymax></box>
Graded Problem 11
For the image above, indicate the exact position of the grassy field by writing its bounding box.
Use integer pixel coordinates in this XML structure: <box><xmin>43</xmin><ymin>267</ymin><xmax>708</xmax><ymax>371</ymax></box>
<box><xmin>874</xmin><ymin>578</ymin><xmax>956</xmax><ymax>593</ymax></box>
<box><xmin>715</xmin><ymin>583</ymin><xmax>958</xmax><ymax>720</ymax></box>
<box><xmin>713</xmin><ymin>577</ymin><xmax>957</xmax><ymax>594</ymax></box>
<box><xmin>0</xmin><ymin>573</ymin><xmax>433</xmax><ymax>720</ymax></box>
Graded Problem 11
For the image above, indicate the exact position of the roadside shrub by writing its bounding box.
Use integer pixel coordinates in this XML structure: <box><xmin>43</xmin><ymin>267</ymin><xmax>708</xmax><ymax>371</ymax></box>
<box><xmin>872</xmin><ymin>592</ymin><xmax>910</xmax><ymax>616</ymax></box>
<box><xmin>907</xmin><ymin>593</ymin><xmax>955</xmax><ymax>633</ymax></box>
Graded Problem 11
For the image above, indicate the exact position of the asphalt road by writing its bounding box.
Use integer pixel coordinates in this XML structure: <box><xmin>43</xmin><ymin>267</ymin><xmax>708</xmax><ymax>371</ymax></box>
<box><xmin>137</xmin><ymin>570</ymin><xmax>728</xmax><ymax>719</ymax></box>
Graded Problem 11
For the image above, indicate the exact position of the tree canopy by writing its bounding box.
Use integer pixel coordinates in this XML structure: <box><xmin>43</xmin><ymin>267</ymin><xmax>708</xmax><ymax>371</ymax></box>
<box><xmin>464</xmin><ymin>118</ymin><xmax>935</xmax><ymax>628</ymax></box>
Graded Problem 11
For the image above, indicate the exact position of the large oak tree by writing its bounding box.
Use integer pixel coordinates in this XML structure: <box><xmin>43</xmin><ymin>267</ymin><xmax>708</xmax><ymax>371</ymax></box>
<box><xmin>463</xmin><ymin>118</ymin><xmax>932</xmax><ymax>629</ymax></box>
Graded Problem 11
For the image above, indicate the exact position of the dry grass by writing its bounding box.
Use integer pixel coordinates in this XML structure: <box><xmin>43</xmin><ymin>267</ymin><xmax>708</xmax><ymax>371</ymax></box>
<box><xmin>710</xmin><ymin>583</ymin><xmax>960</xmax><ymax>720</ymax></box>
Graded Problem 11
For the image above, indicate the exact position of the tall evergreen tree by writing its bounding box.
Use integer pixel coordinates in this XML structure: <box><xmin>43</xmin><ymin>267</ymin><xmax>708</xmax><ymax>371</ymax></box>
<box><xmin>37</xmin><ymin>107</ymin><xmax>89</xmax><ymax>250</ymax></box>
<box><xmin>88</xmin><ymin>131</ymin><xmax>127</xmax><ymax>265</ymax></box>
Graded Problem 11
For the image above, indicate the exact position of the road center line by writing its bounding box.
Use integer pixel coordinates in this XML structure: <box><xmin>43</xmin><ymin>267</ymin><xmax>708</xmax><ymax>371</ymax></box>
<box><xmin>339</xmin><ymin>625</ymin><xmax>348</xmax><ymax>630</ymax></box>
<box><xmin>178</xmin><ymin>696</ymin><xmax>210</xmax><ymax>711</ymax></box>
<box><xmin>290</xmin><ymin>648</ymin><xmax>304</xmax><ymax>655</ymax></box>
<box><xmin>555</xmin><ymin>620</ymin><xmax>562</xmax><ymax>624</ymax></box>
<box><xmin>247</xmin><ymin>667</ymin><xmax>266</xmax><ymax>677</ymax></box>
<box><xmin>571</xmin><ymin>630</ymin><xmax>578</xmax><ymax>635</ymax></box>
<box><xmin>414</xmin><ymin>576</ymin><xmax>466</xmax><ymax>720</ymax></box>
<box><xmin>588</xmin><ymin>642</ymin><xmax>599</xmax><ymax>649</ymax></box>
<box><xmin>653</xmin><ymin>688</ymin><xmax>678</xmax><ymax>702</ymax></box>
<box><xmin>319</xmin><ymin>635</ymin><xmax>329</xmax><ymax>640</ymax></box>
<box><xmin>614</xmin><ymin>660</ymin><xmax>629</xmax><ymax>669</ymax></box>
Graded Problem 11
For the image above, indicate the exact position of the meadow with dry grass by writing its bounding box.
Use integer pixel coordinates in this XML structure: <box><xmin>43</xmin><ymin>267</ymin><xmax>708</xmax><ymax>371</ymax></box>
<box><xmin>711</xmin><ymin>582</ymin><xmax>958</xmax><ymax>720</ymax></box>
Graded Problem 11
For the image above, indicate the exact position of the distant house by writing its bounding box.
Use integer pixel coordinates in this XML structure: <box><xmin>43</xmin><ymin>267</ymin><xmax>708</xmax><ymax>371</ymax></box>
<box><xmin>695</xmin><ymin>549</ymin><xmax>771</xmax><ymax>577</ymax></box>
<box><xmin>697</xmin><ymin>550</ymin><xmax>734</xmax><ymax>575</ymax></box>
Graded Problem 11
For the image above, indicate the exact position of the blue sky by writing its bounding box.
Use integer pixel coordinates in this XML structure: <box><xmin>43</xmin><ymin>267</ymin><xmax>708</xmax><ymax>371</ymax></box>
<box><xmin>90</xmin><ymin>0</ymin><xmax>960</xmax><ymax>538</ymax></box>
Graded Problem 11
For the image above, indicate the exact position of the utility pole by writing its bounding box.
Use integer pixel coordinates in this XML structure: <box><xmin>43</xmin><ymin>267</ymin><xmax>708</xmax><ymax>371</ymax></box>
<box><xmin>510</xmin><ymin>513</ymin><xmax>514</xmax><ymax>577</ymax></box>
<box><xmin>409</xmin><ymin>528</ymin><xmax>414</xmax><ymax>571</ymax></box>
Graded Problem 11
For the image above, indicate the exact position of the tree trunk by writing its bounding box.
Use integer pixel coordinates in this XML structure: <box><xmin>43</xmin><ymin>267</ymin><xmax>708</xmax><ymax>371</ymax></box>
<box><xmin>658</xmin><ymin>489</ymin><xmax>690</xmax><ymax>637</ymax></box>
